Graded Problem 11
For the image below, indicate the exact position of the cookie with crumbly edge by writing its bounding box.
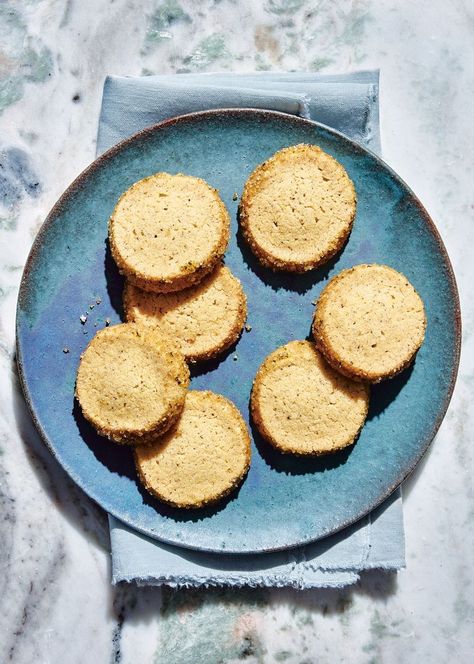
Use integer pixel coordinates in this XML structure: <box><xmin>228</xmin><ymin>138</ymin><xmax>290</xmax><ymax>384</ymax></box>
<box><xmin>312</xmin><ymin>264</ymin><xmax>427</xmax><ymax>383</ymax></box>
<box><xmin>109</xmin><ymin>173</ymin><xmax>230</xmax><ymax>293</ymax></box>
<box><xmin>239</xmin><ymin>144</ymin><xmax>356</xmax><ymax>272</ymax></box>
<box><xmin>135</xmin><ymin>391</ymin><xmax>251</xmax><ymax>508</ymax></box>
<box><xmin>123</xmin><ymin>265</ymin><xmax>247</xmax><ymax>362</ymax></box>
<box><xmin>251</xmin><ymin>340</ymin><xmax>369</xmax><ymax>456</ymax></box>
<box><xmin>75</xmin><ymin>323</ymin><xmax>189</xmax><ymax>445</ymax></box>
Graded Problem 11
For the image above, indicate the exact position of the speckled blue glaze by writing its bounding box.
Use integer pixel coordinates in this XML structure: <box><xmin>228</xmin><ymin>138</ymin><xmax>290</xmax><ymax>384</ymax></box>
<box><xmin>16</xmin><ymin>110</ymin><xmax>460</xmax><ymax>554</ymax></box>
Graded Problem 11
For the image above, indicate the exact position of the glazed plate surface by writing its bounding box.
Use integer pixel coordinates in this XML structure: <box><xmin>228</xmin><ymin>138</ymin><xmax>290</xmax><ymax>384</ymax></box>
<box><xmin>16</xmin><ymin>110</ymin><xmax>460</xmax><ymax>553</ymax></box>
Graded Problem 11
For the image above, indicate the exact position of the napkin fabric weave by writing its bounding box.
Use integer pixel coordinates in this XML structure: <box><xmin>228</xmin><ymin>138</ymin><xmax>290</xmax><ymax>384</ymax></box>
<box><xmin>97</xmin><ymin>70</ymin><xmax>405</xmax><ymax>589</ymax></box>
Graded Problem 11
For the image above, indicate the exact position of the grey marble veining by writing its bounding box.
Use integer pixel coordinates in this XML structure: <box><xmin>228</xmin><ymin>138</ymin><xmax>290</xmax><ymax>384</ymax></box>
<box><xmin>0</xmin><ymin>1</ymin><xmax>473</xmax><ymax>662</ymax></box>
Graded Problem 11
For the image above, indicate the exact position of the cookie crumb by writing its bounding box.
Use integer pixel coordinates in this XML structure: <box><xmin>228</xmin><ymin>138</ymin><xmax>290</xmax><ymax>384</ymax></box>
<box><xmin>63</xmin><ymin>347</ymin><xmax>69</xmax><ymax>354</ymax></box>
<box><xmin>232</xmin><ymin>192</ymin><xmax>238</xmax><ymax>201</ymax></box>
<box><xmin>83</xmin><ymin>330</ymin><xmax>88</xmax><ymax>335</ymax></box>
<box><xmin>80</xmin><ymin>314</ymin><xmax>87</xmax><ymax>324</ymax></box>
<box><xmin>96</xmin><ymin>297</ymin><xmax>102</xmax><ymax>305</ymax></box>
<box><xmin>89</xmin><ymin>304</ymin><xmax>95</xmax><ymax>310</ymax></box>
<box><xmin>233</xmin><ymin>354</ymin><xmax>238</xmax><ymax>361</ymax></box>
<box><xmin>245</xmin><ymin>324</ymin><xmax>252</xmax><ymax>332</ymax></box>
<box><xmin>311</xmin><ymin>300</ymin><xmax>317</xmax><ymax>306</ymax></box>
<box><xmin>105</xmin><ymin>318</ymin><xmax>111</xmax><ymax>326</ymax></box>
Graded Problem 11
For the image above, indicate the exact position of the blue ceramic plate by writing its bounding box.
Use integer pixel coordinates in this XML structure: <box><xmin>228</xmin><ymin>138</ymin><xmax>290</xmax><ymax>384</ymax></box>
<box><xmin>16</xmin><ymin>110</ymin><xmax>460</xmax><ymax>554</ymax></box>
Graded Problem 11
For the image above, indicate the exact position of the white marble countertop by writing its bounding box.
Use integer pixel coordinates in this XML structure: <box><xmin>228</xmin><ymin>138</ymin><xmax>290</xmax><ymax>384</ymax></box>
<box><xmin>1</xmin><ymin>1</ymin><xmax>473</xmax><ymax>662</ymax></box>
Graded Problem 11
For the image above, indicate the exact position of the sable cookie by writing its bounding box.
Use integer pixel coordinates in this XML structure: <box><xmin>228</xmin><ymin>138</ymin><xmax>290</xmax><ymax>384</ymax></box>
<box><xmin>239</xmin><ymin>144</ymin><xmax>356</xmax><ymax>272</ymax></box>
<box><xmin>109</xmin><ymin>173</ymin><xmax>230</xmax><ymax>293</ymax></box>
<box><xmin>135</xmin><ymin>391</ymin><xmax>251</xmax><ymax>508</ymax></box>
<box><xmin>75</xmin><ymin>323</ymin><xmax>189</xmax><ymax>444</ymax></box>
<box><xmin>251</xmin><ymin>340</ymin><xmax>369</xmax><ymax>455</ymax></box>
<box><xmin>312</xmin><ymin>264</ymin><xmax>426</xmax><ymax>383</ymax></box>
<box><xmin>123</xmin><ymin>265</ymin><xmax>247</xmax><ymax>362</ymax></box>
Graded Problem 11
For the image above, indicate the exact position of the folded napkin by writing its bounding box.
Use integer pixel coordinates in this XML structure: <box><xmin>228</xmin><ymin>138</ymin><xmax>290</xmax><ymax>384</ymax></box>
<box><xmin>98</xmin><ymin>71</ymin><xmax>405</xmax><ymax>588</ymax></box>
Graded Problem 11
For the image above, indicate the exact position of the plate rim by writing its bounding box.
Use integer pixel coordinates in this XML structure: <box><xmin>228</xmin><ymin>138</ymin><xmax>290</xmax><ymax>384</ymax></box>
<box><xmin>16</xmin><ymin>108</ymin><xmax>462</xmax><ymax>554</ymax></box>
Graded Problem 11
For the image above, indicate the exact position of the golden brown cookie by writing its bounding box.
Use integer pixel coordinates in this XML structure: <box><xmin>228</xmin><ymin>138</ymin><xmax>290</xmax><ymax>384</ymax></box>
<box><xmin>312</xmin><ymin>264</ymin><xmax>426</xmax><ymax>383</ymax></box>
<box><xmin>135</xmin><ymin>391</ymin><xmax>251</xmax><ymax>508</ymax></box>
<box><xmin>123</xmin><ymin>265</ymin><xmax>247</xmax><ymax>362</ymax></box>
<box><xmin>109</xmin><ymin>173</ymin><xmax>230</xmax><ymax>293</ymax></box>
<box><xmin>251</xmin><ymin>340</ymin><xmax>369</xmax><ymax>455</ymax></box>
<box><xmin>239</xmin><ymin>144</ymin><xmax>356</xmax><ymax>272</ymax></box>
<box><xmin>75</xmin><ymin>323</ymin><xmax>189</xmax><ymax>444</ymax></box>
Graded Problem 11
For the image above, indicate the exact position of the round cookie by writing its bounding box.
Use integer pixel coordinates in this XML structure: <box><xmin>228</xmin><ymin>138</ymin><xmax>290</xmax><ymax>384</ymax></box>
<box><xmin>109</xmin><ymin>173</ymin><xmax>230</xmax><ymax>293</ymax></box>
<box><xmin>239</xmin><ymin>144</ymin><xmax>356</xmax><ymax>272</ymax></box>
<box><xmin>312</xmin><ymin>264</ymin><xmax>426</xmax><ymax>383</ymax></box>
<box><xmin>251</xmin><ymin>340</ymin><xmax>369</xmax><ymax>455</ymax></box>
<box><xmin>135</xmin><ymin>391</ymin><xmax>251</xmax><ymax>508</ymax></box>
<box><xmin>75</xmin><ymin>323</ymin><xmax>189</xmax><ymax>444</ymax></box>
<box><xmin>123</xmin><ymin>265</ymin><xmax>247</xmax><ymax>362</ymax></box>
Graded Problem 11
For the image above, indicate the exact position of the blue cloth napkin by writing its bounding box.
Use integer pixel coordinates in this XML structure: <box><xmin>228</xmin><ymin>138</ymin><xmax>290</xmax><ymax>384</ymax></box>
<box><xmin>97</xmin><ymin>71</ymin><xmax>405</xmax><ymax>588</ymax></box>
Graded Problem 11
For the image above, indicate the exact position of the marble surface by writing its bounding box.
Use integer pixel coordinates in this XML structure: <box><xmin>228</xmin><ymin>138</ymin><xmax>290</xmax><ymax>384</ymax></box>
<box><xmin>0</xmin><ymin>1</ymin><xmax>473</xmax><ymax>662</ymax></box>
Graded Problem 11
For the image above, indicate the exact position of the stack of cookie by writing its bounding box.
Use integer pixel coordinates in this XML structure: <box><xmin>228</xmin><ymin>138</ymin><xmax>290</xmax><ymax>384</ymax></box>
<box><xmin>76</xmin><ymin>173</ymin><xmax>251</xmax><ymax>509</ymax></box>
<box><xmin>244</xmin><ymin>145</ymin><xmax>426</xmax><ymax>457</ymax></box>
<box><xmin>75</xmin><ymin>143</ymin><xmax>426</xmax><ymax>510</ymax></box>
